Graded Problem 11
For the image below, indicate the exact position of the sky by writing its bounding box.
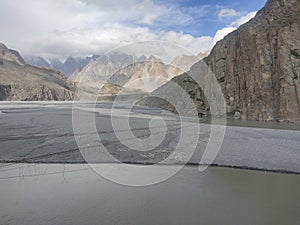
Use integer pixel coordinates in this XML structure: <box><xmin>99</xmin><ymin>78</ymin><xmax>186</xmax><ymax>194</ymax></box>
<box><xmin>0</xmin><ymin>0</ymin><xmax>267</xmax><ymax>62</ymax></box>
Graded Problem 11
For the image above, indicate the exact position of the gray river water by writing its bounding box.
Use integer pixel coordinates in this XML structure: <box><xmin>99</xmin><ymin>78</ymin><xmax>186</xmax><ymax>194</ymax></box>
<box><xmin>0</xmin><ymin>164</ymin><xmax>299</xmax><ymax>225</ymax></box>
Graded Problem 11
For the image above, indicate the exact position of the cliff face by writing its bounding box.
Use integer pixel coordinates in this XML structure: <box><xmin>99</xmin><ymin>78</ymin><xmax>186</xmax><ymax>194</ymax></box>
<box><xmin>141</xmin><ymin>0</ymin><xmax>300</xmax><ymax>121</ymax></box>
<box><xmin>204</xmin><ymin>0</ymin><xmax>300</xmax><ymax>121</ymax></box>
<box><xmin>0</xmin><ymin>43</ymin><xmax>75</xmax><ymax>101</ymax></box>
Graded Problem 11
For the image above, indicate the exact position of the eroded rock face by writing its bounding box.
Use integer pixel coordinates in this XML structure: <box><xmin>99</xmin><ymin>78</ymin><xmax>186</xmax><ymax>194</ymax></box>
<box><xmin>141</xmin><ymin>0</ymin><xmax>300</xmax><ymax>122</ymax></box>
<box><xmin>203</xmin><ymin>0</ymin><xmax>300</xmax><ymax>121</ymax></box>
<box><xmin>0</xmin><ymin>84</ymin><xmax>74</xmax><ymax>101</ymax></box>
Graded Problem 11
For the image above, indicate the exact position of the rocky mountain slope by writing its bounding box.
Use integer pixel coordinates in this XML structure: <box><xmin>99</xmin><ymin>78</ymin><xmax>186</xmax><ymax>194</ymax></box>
<box><xmin>140</xmin><ymin>0</ymin><xmax>300</xmax><ymax>122</ymax></box>
<box><xmin>24</xmin><ymin>56</ymin><xmax>91</xmax><ymax>77</ymax></box>
<box><xmin>111</xmin><ymin>56</ymin><xmax>184</xmax><ymax>92</ymax></box>
<box><xmin>0</xmin><ymin>43</ymin><xmax>75</xmax><ymax>101</ymax></box>
<box><xmin>49</xmin><ymin>58</ymin><xmax>64</xmax><ymax>72</ymax></box>
<box><xmin>70</xmin><ymin>59</ymin><xmax>117</xmax><ymax>83</ymax></box>
<box><xmin>24</xmin><ymin>56</ymin><xmax>51</xmax><ymax>68</ymax></box>
<box><xmin>69</xmin><ymin>53</ymin><xmax>137</xmax><ymax>82</ymax></box>
<box><xmin>0</xmin><ymin>43</ymin><xmax>25</xmax><ymax>65</ymax></box>
<box><xmin>62</xmin><ymin>56</ymin><xmax>89</xmax><ymax>77</ymax></box>
<box><xmin>170</xmin><ymin>52</ymin><xmax>208</xmax><ymax>72</ymax></box>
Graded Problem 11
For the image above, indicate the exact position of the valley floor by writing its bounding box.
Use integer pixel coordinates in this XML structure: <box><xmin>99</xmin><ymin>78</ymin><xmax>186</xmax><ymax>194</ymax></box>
<box><xmin>0</xmin><ymin>101</ymin><xmax>299</xmax><ymax>174</ymax></box>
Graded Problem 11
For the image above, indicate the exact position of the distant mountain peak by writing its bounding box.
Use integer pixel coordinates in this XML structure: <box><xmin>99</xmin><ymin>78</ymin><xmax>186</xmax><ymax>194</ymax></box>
<box><xmin>170</xmin><ymin>52</ymin><xmax>208</xmax><ymax>71</ymax></box>
<box><xmin>146</xmin><ymin>55</ymin><xmax>163</xmax><ymax>63</ymax></box>
<box><xmin>138</xmin><ymin>55</ymin><xmax>147</xmax><ymax>62</ymax></box>
<box><xmin>0</xmin><ymin>43</ymin><xmax>8</xmax><ymax>50</ymax></box>
<box><xmin>24</xmin><ymin>56</ymin><xmax>50</xmax><ymax>68</ymax></box>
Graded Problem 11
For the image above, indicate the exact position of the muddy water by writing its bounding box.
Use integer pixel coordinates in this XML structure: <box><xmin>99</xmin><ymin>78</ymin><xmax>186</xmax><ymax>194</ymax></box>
<box><xmin>0</xmin><ymin>164</ymin><xmax>299</xmax><ymax>225</ymax></box>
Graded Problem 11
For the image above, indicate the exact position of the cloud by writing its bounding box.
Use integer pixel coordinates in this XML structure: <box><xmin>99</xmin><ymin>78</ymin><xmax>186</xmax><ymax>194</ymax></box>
<box><xmin>213</xmin><ymin>27</ymin><xmax>237</xmax><ymax>44</ymax></box>
<box><xmin>0</xmin><ymin>0</ymin><xmax>258</xmax><ymax>62</ymax></box>
<box><xmin>213</xmin><ymin>11</ymin><xmax>257</xmax><ymax>44</ymax></box>
<box><xmin>29</xmin><ymin>25</ymin><xmax>213</xmax><ymax>63</ymax></box>
<box><xmin>230</xmin><ymin>11</ymin><xmax>257</xmax><ymax>26</ymax></box>
<box><xmin>218</xmin><ymin>8</ymin><xmax>240</xmax><ymax>20</ymax></box>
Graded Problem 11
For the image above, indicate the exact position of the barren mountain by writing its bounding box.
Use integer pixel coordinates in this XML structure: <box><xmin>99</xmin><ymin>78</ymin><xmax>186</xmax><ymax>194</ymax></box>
<box><xmin>24</xmin><ymin>56</ymin><xmax>51</xmax><ymax>68</ymax></box>
<box><xmin>140</xmin><ymin>0</ymin><xmax>300</xmax><ymax>122</ymax></box>
<box><xmin>109</xmin><ymin>55</ymin><xmax>184</xmax><ymax>92</ymax></box>
<box><xmin>49</xmin><ymin>58</ymin><xmax>64</xmax><ymax>72</ymax></box>
<box><xmin>62</xmin><ymin>56</ymin><xmax>89</xmax><ymax>77</ymax></box>
<box><xmin>0</xmin><ymin>43</ymin><xmax>25</xmax><ymax>65</ymax></box>
<box><xmin>24</xmin><ymin>55</ymin><xmax>89</xmax><ymax>77</ymax></box>
<box><xmin>170</xmin><ymin>52</ymin><xmax>208</xmax><ymax>72</ymax></box>
<box><xmin>0</xmin><ymin>43</ymin><xmax>74</xmax><ymax>101</ymax></box>
<box><xmin>70</xmin><ymin>59</ymin><xmax>117</xmax><ymax>83</ymax></box>
<box><xmin>69</xmin><ymin>53</ymin><xmax>137</xmax><ymax>83</ymax></box>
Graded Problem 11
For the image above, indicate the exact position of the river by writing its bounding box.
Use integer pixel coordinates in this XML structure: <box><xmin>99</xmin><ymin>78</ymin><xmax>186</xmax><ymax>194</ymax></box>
<box><xmin>0</xmin><ymin>164</ymin><xmax>299</xmax><ymax>225</ymax></box>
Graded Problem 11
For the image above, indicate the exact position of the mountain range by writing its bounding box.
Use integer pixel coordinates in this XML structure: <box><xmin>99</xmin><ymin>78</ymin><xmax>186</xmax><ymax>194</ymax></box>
<box><xmin>69</xmin><ymin>53</ymin><xmax>206</xmax><ymax>92</ymax></box>
<box><xmin>24</xmin><ymin>56</ymin><xmax>90</xmax><ymax>77</ymax></box>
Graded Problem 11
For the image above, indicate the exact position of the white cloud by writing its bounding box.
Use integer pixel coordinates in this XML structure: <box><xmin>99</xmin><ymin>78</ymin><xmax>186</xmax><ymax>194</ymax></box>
<box><xmin>29</xmin><ymin>25</ymin><xmax>213</xmax><ymax>63</ymax></box>
<box><xmin>213</xmin><ymin>27</ymin><xmax>237</xmax><ymax>44</ymax></box>
<box><xmin>230</xmin><ymin>11</ymin><xmax>257</xmax><ymax>27</ymax></box>
<box><xmin>0</xmin><ymin>0</ymin><xmax>258</xmax><ymax>62</ymax></box>
<box><xmin>213</xmin><ymin>11</ymin><xmax>257</xmax><ymax>45</ymax></box>
<box><xmin>218</xmin><ymin>8</ymin><xmax>240</xmax><ymax>20</ymax></box>
<box><xmin>0</xmin><ymin>0</ymin><xmax>168</xmax><ymax>44</ymax></box>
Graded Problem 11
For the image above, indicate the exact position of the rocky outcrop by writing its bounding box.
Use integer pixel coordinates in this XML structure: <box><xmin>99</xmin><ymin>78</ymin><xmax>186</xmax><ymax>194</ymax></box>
<box><xmin>138</xmin><ymin>73</ymin><xmax>209</xmax><ymax>115</ymax></box>
<box><xmin>204</xmin><ymin>0</ymin><xmax>300</xmax><ymax>121</ymax></box>
<box><xmin>98</xmin><ymin>83</ymin><xmax>143</xmax><ymax>96</ymax></box>
<box><xmin>0</xmin><ymin>43</ymin><xmax>75</xmax><ymax>101</ymax></box>
<box><xmin>0</xmin><ymin>83</ymin><xmax>74</xmax><ymax>101</ymax></box>
<box><xmin>140</xmin><ymin>0</ymin><xmax>300</xmax><ymax>122</ymax></box>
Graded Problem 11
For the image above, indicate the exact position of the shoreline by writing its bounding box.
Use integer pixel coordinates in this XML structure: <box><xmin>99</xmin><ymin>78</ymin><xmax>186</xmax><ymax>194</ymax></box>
<box><xmin>0</xmin><ymin>161</ymin><xmax>299</xmax><ymax>176</ymax></box>
<box><xmin>0</xmin><ymin>100</ymin><xmax>300</xmax><ymax>131</ymax></box>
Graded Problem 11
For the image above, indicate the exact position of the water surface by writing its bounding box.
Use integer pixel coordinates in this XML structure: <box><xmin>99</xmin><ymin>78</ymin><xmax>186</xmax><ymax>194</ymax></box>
<box><xmin>0</xmin><ymin>164</ymin><xmax>299</xmax><ymax>225</ymax></box>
